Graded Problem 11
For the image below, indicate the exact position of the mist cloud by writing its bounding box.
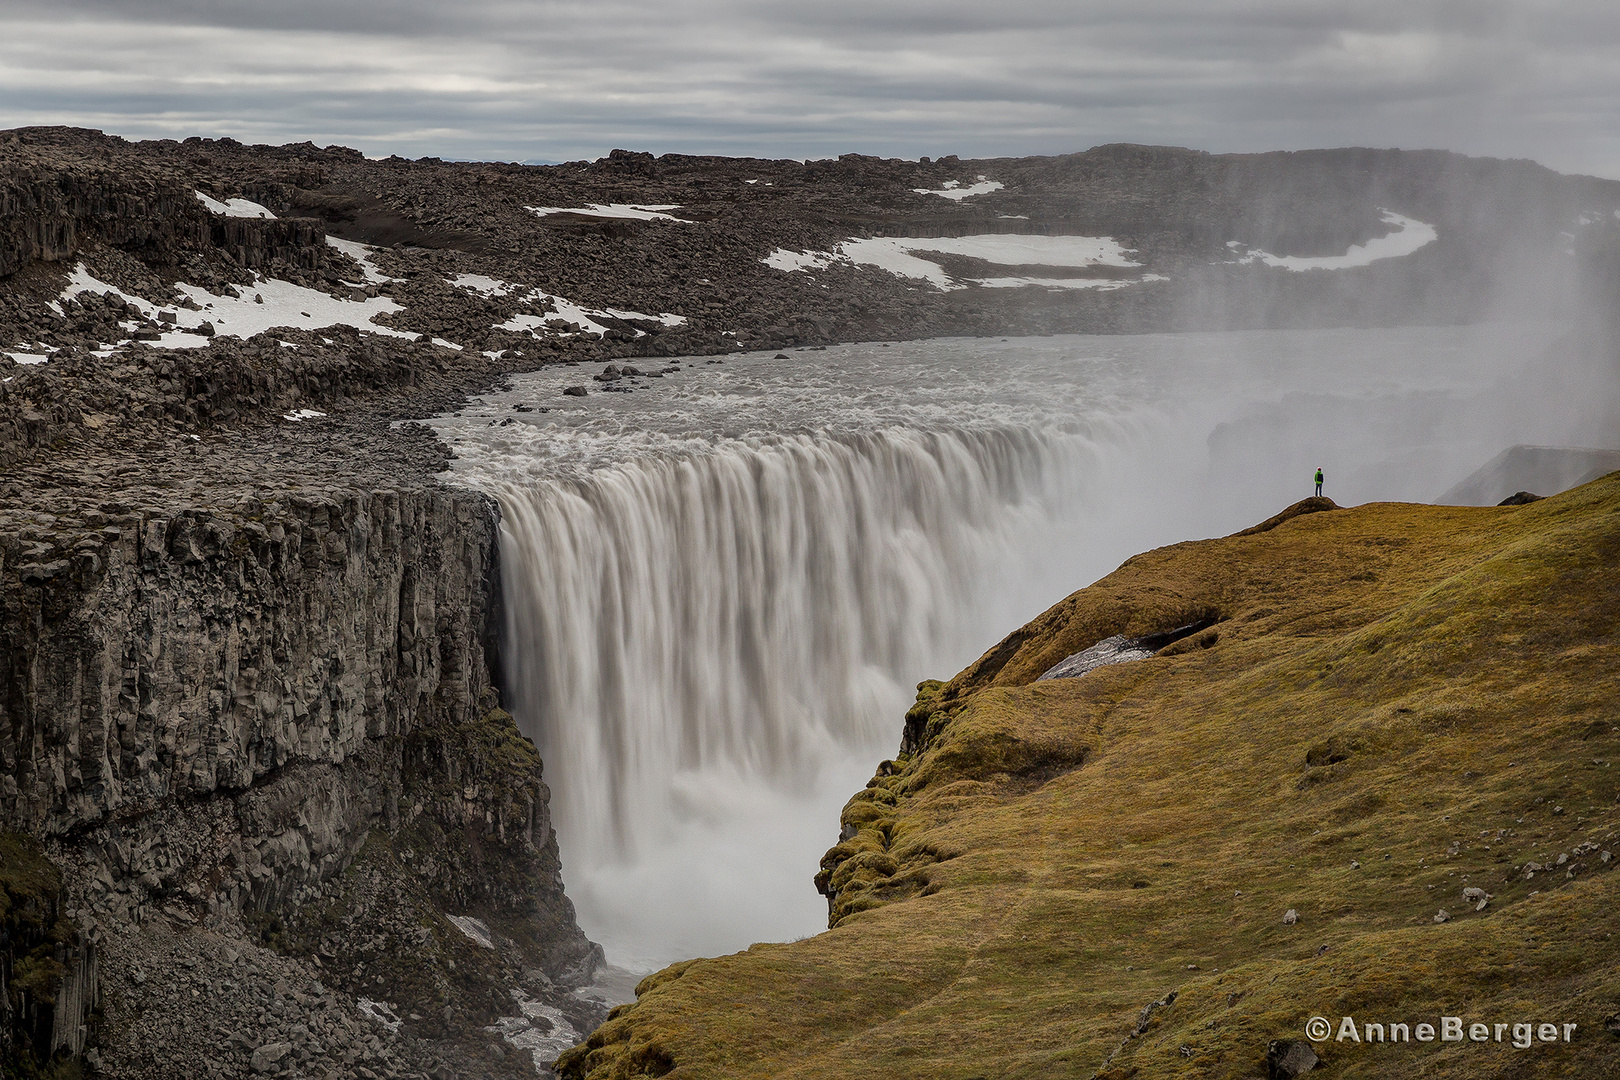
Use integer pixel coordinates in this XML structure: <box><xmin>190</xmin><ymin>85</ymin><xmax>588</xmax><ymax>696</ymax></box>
<box><xmin>3</xmin><ymin>1</ymin><xmax>1619</xmax><ymax>173</ymax></box>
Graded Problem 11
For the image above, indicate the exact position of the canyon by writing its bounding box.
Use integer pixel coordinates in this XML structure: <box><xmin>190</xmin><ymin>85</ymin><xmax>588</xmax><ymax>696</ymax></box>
<box><xmin>2</xmin><ymin>125</ymin><xmax>1618</xmax><ymax>1078</ymax></box>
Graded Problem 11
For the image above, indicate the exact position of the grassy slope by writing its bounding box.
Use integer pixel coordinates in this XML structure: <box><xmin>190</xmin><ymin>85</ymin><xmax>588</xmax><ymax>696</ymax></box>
<box><xmin>560</xmin><ymin>476</ymin><xmax>1620</xmax><ymax>1080</ymax></box>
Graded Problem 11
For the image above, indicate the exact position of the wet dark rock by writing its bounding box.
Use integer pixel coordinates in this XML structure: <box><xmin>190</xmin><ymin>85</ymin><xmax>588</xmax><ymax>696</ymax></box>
<box><xmin>562</xmin><ymin>385</ymin><xmax>587</xmax><ymax>396</ymax></box>
<box><xmin>1266</xmin><ymin>1039</ymin><xmax>1319</xmax><ymax>1079</ymax></box>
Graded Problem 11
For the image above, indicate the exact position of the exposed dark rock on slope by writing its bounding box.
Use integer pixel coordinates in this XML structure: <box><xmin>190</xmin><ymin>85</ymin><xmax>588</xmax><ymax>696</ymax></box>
<box><xmin>5</xmin><ymin>126</ymin><xmax>1620</xmax><ymax>368</ymax></box>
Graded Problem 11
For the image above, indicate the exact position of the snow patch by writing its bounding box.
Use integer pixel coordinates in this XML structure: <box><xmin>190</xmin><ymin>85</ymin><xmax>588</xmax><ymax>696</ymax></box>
<box><xmin>170</xmin><ymin>278</ymin><xmax>409</xmax><ymax>343</ymax></box>
<box><xmin>356</xmin><ymin>999</ymin><xmax>402</xmax><ymax>1034</ymax></box>
<box><xmin>451</xmin><ymin>273</ymin><xmax>526</xmax><ymax>298</ymax></box>
<box><xmin>601</xmin><ymin>306</ymin><xmax>686</xmax><ymax>328</ymax></box>
<box><xmin>195</xmin><ymin>191</ymin><xmax>276</xmax><ymax>219</ymax></box>
<box><xmin>972</xmin><ymin>274</ymin><xmax>1168</xmax><ymax>290</ymax></box>
<box><xmin>60</xmin><ymin>262</ymin><xmax>413</xmax><ymax>349</ymax></box>
<box><xmin>1231</xmin><ymin>209</ymin><xmax>1437</xmax><ymax>271</ymax></box>
<box><xmin>526</xmin><ymin>203</ymin><xmax>685</xmax><ymax>222</ymax></box>
<box><xmin>324</xmin><ymin>237</ymin><xmax>398</xmax><ymax>284</ymax></box>
<box><xmin>453</xmin><ymin>272</ymin><xmax>683</xmax><ymax>337</ymax></box>
<box><xmin>448</xmin><ymin>916</ymin><xmax>495</xmax><ymax>949</ymax></box>
<box><xmin>766</xmin><ymin>235</ymin><xmax>1146</xmax><ymax>291</ymax></box>
<box><xmin>281</xmin><ymin>409</ymin><xmax>327</xmax><ymax>421</ymax></box>
<box><xmin>912</xmin><ymin>177</ymin><xmax>1004</xmax><ymax>201</ymax></box>
<box><xmin>6</xmin><ymin>352</ymin><xmax>50</xmax><ymax>365</ymax></box>
<box><xmin>763</xmin><ymin>249</ymin><xmax>836</xmax><ymax>273</ymax></box>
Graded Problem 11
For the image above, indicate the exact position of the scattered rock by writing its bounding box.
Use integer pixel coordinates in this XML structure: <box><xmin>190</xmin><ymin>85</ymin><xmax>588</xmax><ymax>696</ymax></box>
<box><xmin>1498</xmin><ymin>490</ymin><xmax>1543</xmax><ymax>505</ymax></box>
<box><xmin>1133</xmin><ymin>990</ymin><xmax>1177</xmax><ymax>1035</ymax></box>
<box><xmin>1266</xmin><ymin>1038</ymin><xmax>1319</xmax><ymax>1079</ymax></box>
<box><xmin>1434</xmin><ymin>909</ymin><xmax>1450</xmax><ymax>923</ymax></box>
<box><xmin>1282</xmin><ymin>908</ymin><xmax>1298</xmax><ymax>925</ymax></box>
<box><xmin>250</xmin><ymin>1042</ymin><xmax>292</xmax><ymax>1073</ymax></box>
<box><xmin>562</xmin><ymin>385</ymin><xmax>588</xmax><ymax>396</ymax></box>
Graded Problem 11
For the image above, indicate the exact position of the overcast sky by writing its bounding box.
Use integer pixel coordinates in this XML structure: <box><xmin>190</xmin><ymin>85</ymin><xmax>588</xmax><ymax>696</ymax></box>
<box><xmin>3</xmin><ymin>1</ymin><xmax>1619</xmax><ymax>176</ymax></box>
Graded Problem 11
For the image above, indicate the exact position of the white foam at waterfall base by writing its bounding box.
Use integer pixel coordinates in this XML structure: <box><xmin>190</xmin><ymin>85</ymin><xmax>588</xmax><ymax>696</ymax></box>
<box><xmin>433</xmin><ymin>322</ymin><xmax>1575</xmax><ymax>972</ymax></box>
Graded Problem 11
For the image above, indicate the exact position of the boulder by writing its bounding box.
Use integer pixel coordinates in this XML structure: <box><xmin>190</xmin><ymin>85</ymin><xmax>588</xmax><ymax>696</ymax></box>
<box><xmin>1266</xmin><ymin>1039</ymin><xmax>1319</xmax><ymax>1079</ymax></box>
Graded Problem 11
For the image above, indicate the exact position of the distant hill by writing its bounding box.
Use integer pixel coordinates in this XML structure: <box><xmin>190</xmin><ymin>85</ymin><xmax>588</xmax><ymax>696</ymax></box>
<box><xmin>1435</xmin><ymin>444</ymin><xmax>1620</xmax><ymax>505</ymax></box>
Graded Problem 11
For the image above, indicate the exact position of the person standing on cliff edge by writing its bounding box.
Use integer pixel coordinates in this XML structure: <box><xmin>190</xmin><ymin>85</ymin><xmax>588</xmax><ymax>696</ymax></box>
<box><xmin>1314</xmin><ymin>468</ymin><xmax>1324</xmax><ymax>497</ymax></box>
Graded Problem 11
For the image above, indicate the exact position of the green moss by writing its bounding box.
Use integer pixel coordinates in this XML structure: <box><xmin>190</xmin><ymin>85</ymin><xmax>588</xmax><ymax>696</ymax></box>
<box><xmin>0</xmin><ymin>832</ymin><xmax>63</xmax><ymax>928</ymax></box>
<box><xmin>1</xmin><ymin>833</ymin><xmax>79</xmax><ymax>1077</ymax></box>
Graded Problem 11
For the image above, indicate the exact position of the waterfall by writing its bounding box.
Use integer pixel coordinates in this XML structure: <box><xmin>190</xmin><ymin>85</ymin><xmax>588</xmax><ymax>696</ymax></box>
<box><xmin>437</xmin><ymin>322</ymin><xmax>1558</xmax><ymax>965</ymax></box>
<box><xmin>485</xmin><ymin>423</ymin><xmax>1096</xmax><ymax>962</ymax></box>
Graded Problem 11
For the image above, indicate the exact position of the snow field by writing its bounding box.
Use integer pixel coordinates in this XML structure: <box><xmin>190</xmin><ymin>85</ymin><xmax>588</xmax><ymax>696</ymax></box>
<box><xmin>911</xmin><ymin>177</ymin><xmax>1004</xmax><ymax>200</ymax></box>
<box><xmin>526</xmin><ymin>203</ymin><xmax>686</xmax><ymax>222</ymax></box>
<box><xmin>1231</xmin><ymin>210</ymin><xmax>1437</xmax><ymax>271</ymax></box>
<box><xmin>194</xmin><ymin>191</ymin><xmax>277</xmax><ymax>219</ymax></box>
<box><xmin>765</xmin><ymin>234</ymin><xmax>1144</xmax><ymax>291</ymax></box>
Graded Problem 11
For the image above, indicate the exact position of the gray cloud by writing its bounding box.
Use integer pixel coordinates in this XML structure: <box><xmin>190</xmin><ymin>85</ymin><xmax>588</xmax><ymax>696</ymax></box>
<box><xmin>3</xmin><ymin>1</ymin><xmax>1619</xmax><ymax>175</ymax></box>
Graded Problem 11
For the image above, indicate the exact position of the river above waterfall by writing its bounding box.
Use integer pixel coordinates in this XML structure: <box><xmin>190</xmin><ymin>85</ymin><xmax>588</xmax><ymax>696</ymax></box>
<box><xmin>430</xmin><ymin>321</ymin><xmax>1581</xmax><ymax>971</ymax></box>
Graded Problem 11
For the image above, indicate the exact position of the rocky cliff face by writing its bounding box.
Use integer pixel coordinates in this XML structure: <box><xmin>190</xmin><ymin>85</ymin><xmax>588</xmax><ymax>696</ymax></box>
<box><xmin>0</xmin><ymin>127</ymin><xmax>330</xmax><ymax>281</ymax></box>
<box><xmin>0</xmin><ymin>479</ymin><xmax>597</xmax><ymax>1076</ymax></box>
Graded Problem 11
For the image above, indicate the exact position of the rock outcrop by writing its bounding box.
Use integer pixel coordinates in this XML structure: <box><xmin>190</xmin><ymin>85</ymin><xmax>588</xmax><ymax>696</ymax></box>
<box><xmin>0</xmin><ymin>478</ymin><xmax>596</xmax><ymax>1074</ymax></box>
<box><xmin>1</xmin><ymin>831</ymin><xmax>97</xmax><ymax>1073</ymax></box>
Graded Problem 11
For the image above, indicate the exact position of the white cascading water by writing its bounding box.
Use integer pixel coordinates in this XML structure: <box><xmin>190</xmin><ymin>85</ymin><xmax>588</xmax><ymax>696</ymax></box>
<box><xmin>432</xmin><ymin>322</ymin><xmax>1579</xmax><ymax>969</ymax></box>
<box><xmin>489</xmin><ymin>425</ymin><xmax>1091</xmax><ymax>855</ymax></box>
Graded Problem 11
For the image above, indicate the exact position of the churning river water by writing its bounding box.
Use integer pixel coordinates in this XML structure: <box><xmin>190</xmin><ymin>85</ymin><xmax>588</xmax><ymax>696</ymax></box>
<box><xmin>430</xmin><ymin>322</ymin><xmax>1575</xmax><ymax>971</ymax></box>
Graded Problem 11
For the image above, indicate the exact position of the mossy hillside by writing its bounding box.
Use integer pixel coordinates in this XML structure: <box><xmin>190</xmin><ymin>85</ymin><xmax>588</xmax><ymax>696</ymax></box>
<box><xmin>558</xmin><ymin>473</ymin><xmax>1620</xmax><ymax>1080</ymax></box>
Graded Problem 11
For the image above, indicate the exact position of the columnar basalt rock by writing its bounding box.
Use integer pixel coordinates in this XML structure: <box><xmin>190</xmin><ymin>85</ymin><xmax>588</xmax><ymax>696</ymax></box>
<box><xmin>0</xmin><ymin>482</ymin><xmax>596</xmax><ymax>1074</ymax></box>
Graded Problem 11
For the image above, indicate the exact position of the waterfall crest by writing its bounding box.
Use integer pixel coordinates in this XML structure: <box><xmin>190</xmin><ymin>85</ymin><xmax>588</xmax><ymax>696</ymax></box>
<box><xmin>490</xmin><ymin>425</ymin><xmax>1092</xmax><ymax>867</ymax></box>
